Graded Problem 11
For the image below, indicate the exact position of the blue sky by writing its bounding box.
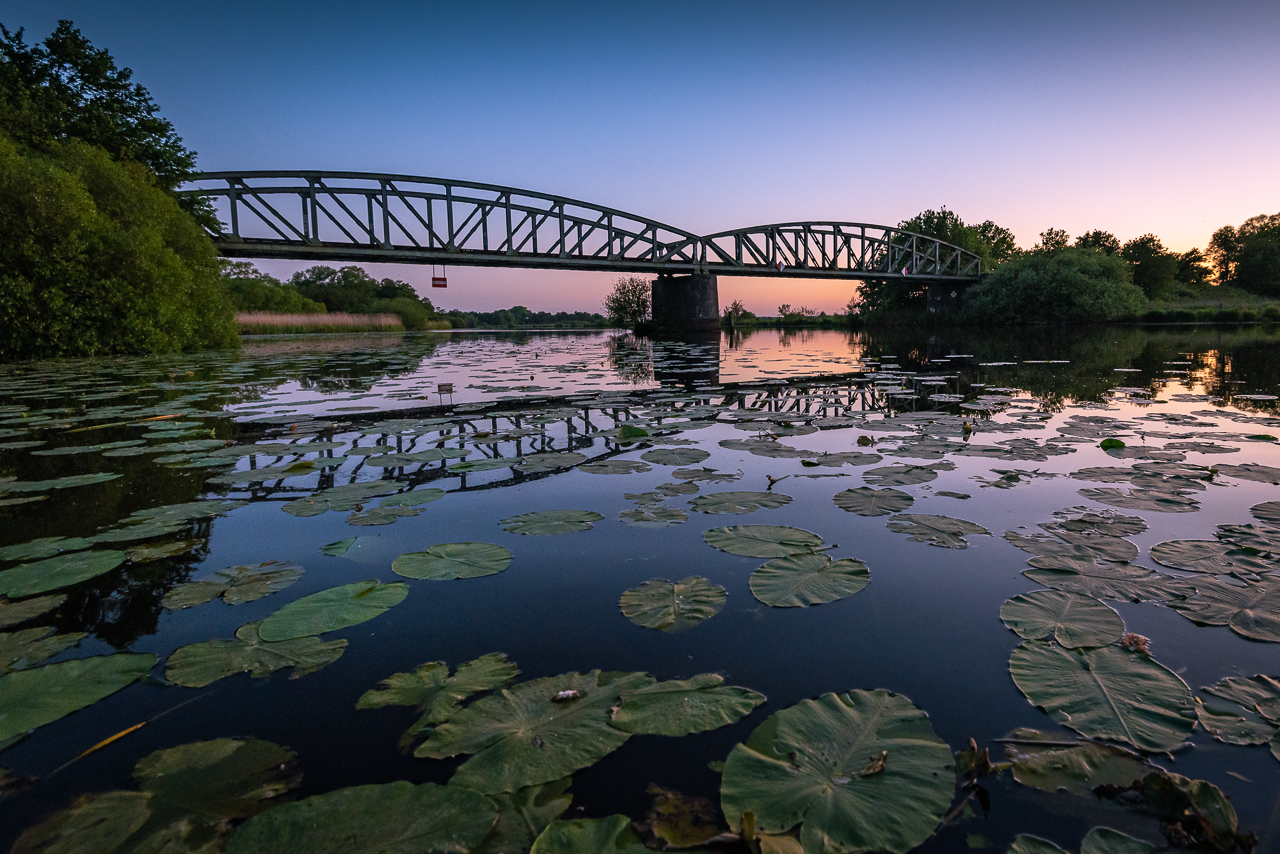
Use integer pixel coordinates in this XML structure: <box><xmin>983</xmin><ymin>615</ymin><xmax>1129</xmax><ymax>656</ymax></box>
<box><xmin>6</xmin><ymin>1</ymin><xmax>1279</xmax><ymax>312</ymax></box>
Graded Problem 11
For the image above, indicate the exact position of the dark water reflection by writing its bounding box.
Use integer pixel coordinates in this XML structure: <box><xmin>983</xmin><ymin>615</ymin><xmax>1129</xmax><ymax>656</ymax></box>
<box><xmin>3</xmin><ymin>325</ymin><xmax>1280</xmax><ymax>851</ymax></box>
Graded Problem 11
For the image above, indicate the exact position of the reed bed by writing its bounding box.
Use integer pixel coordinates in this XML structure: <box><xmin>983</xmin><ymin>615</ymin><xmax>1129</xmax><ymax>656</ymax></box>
<box><xmin>236</xmin><ymin>312</ymin><xmax>404</xmax><ymax>334</ymax></box>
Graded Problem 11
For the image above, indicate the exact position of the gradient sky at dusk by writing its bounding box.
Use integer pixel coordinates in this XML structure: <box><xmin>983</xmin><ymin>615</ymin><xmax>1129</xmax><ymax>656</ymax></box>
<box><xmin>6</xmin><ymin>1</ymin><xmax>1278</xmax><ymax>313</ymax></box>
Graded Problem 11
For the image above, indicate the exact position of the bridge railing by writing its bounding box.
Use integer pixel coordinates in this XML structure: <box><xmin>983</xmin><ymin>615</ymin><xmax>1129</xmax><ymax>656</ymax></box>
<box><xmin>180</xmin><ymin>172</ymin><xmax>983</xmax><ymax>280</ymax></box>
<box><xmin>183</xmin><ymin>171</ymin><xmax>706</xmax><ymax>273</ymax></box>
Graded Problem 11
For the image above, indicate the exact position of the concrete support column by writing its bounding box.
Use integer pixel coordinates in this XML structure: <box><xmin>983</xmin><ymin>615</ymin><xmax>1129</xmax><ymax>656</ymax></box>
<box><xmin>651</xmin><ymin>272</ymin><xmax>720</xmax><ymax>333</ymax></box>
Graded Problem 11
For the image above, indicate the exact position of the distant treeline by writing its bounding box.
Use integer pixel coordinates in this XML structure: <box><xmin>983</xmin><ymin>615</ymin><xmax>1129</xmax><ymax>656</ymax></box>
<box><xmin>442</xmin><ymin>306</ymin><xmax>607</xmax><ymax>329</ymax></box>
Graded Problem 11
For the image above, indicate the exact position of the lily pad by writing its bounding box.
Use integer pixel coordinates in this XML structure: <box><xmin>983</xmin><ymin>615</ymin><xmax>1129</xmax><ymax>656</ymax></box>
<box><xmin>0</xmin><ymin>550</ymin><xmax>126</xmax><ymax>597</ymax></box>
<box><xmin>133</xmin><ymin>737</ymin><xmax>302</xmax><ymax>819</ymax></box>
<box><xmin>833</xmin><ymin>487</ymin><xmax>913</xmax><ymax>517</ymax></box>
<box><xmin>358</xmin><ymin>653</ymin><xmax>520</xmax><ymax>740</ymax></box>
<box><xmin>1022</xmin><ymin>563</ymin><xmax>1178</xmax><ymax>604</ymax></box>
<box><xmin>886</xmin><ymin>514</ymin><xmax>991</xmax><ymax>549</ymax></box>
<box><xmin>379</xmin><ymin>489</ymin><xmax>445</xmax><ymax>508</ymax></box>
<box><xmin>703</xmin><ymin>525</ymin><xmax>824</xmax><ymax>558</ymax></box>
<box><xmin>690</xmin><ymin>491</ymin><xmax>793</xmax><ymax>515</ymax></box>
<box><xmin>1169</xmin><ymin>575</ymin><xmax>1280</xmax><ymax>641</ymax></box>
<box><xmin>749</xmin><ymin>554</ymin><xmax>870</xmax><ymax>608</ymax></box>
<box><xmin>259</xmin><ymin>579</ymin><xmax>407</xmax><ymax>641</ymax></box>
<box><xmin>863</xmin><ymin>462</ymin><xmax>954</xmax><ymax>487</ymax></box>
<box><xmin>501</xmin><ymin>510</ymin><xmax>603</xmax><ymax>536</ymax></box>
<box><xmin>1078</xmin><ymin>488</ymin><xmax>1199</xmax><ymax>513</ymax></box>
<box><xmin>0</xmin><ymin>627</ymin><xmax>87</xmax><ymax>673</ymax></box>
<box><xmin>0</xmin><ymin>594</ymin><xmax>65</xmax><ymax>628</ymax></box>
<box><xmin>619</xmin><ymin>507</ymin><xmax>688</xmax><ymax>527</ymax></box>
<box><xmin>393</xmin><ymin>543</ymin><xmax>513</xmax><ymax>580</ymax></box>
<box><xmin>609</xmin><ymin>673</ymin><xmax>764</xmax><ymax>737</ymax></box>
<box><xmin>225</xmin><ymin>781</ymin><xmax>498</xmax><ymax>854</ymax></box>
<box><xmin>320</xmin><ymin>537</ymin><xmax>358</xmax><ymax>556</ymax></box>
<box><xmin>620</xmin><ymin>577</ymin><xmax>726</xmax><ymax>632</ymax></box>
<box><xmin>720</xmin><ymin>688</ymin><xmax>955</xmax><ymax>854</ymax></box>
<box><xmin>0</xmin><ymin>653</ymin><xmax>156</xmax><ymax>743</ymax></box>
<box><xmin>1008</xmin><ymin>836</ymin><xmax>1069</xmax><ymax>854</ymax></box>
<box><xmin>1008</xmin><ymin>640</ymin><xmax>1196</xmax><ymax>752</ymax></box>
<box><xmin>530</xmin><ymin>815</ymin><xmax>647</xmax><ymax>854</ymax></box>
<box><xmin>1216</xmin><ymin>463</ymin><xmax>1280</xmax><ymax>484</ymax></box>
<box><xmin>477</xmin><ymin>779</ymin><xmax>573</xmax><ymax>854</ymax></box>
<box><xmin>162</xmin><ymin>561</ymin><xmax>305</xmax><ymax>609</ymax></box>
<box><xmin>577</xmin><ymin>460</ymin><xmax>650</xmax><ymax>475</ymax></box>
<box><xmin>999</xmin><ymin>591</ymin><xmax>1125</xmax><ymax>648</ymax></box>
<box><xmin>1251</xmin><ymin>501</ymin><xmax>1280</xmax><ymax>528</ymax></box>
<box><xmin>165</xmin><ymin>620</ymin><xmax>348</xmax><ymax>687</ymax></box>
<box><xmin>1194</xmin><ymin>697</ymin><xmax>1276</xmax><ymax>745</ymax></box>
<box><xmin>0</xmin><ymin>537</ymin><xmax>93</xmax><ymax>562</ymax></box>
<box><xmin>347</xmin><ymin>506</ymin><xmax>420</xmax><ymax>526</ymax></box>
<box><xmin>641</xmin><ymin>448</ymin><xmax>711</xmax><ymax>466</ymax></box>
<box><xmin>516</xmin><ymin>452</ymin><xmax>588</xmax><ymax>473</ymax></box>
<box><xmin>1003</xmin><ymin>728</ymin><xmax>1151</xmax><ymax>796</ymax></box>
<box><xmin>674</xmin><ymin>467</ymin><xmax>743</xmax><ymax>483</ymax></box>
<box><xmin>415</xmin><ymin>670</ymin><xmax>655</xmax><ymax>793</ymax></box>
<box><xmin>10</xmin><ymin>791</ymin><xmax>152</xmax><ymax>854</ymax></box>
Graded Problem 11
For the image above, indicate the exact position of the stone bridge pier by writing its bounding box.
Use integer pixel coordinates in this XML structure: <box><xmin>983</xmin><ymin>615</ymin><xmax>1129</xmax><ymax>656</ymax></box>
<box><xmin>651</xmin><ymin>272</ymin><xmax>719</xmax><ymax>333</ymax></box>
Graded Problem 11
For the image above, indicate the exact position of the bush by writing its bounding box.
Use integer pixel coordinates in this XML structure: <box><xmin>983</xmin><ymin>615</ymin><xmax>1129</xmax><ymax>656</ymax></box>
<box><xmin>961</xmin><ymin>247</ymin><xmax>1145</xmax><ymax>324</ymax></box>
<box><xmin>0</xmin><ymin>133</ymin><xmax>236</xmax><ymax>357</ymax></box>
<box><xmin>222</xmin><ymin>262</ymin><xmax>325</xmax><ymax>313</ymax></box>
<box><xmin>1141</xmin><ymin>309</ymin><xmax>1167</xmax><ymax>323</ymax></box>
<box><xmin>1263</xmin><ymin>306</ymin><xmax>1280</xmax><ymax>322</ymax></box>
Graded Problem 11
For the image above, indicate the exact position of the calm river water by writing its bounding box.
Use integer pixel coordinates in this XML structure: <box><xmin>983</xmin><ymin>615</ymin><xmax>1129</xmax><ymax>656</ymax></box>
<box><xmin>3</xmin><ymin>325</ymin><xmax>1280</xmax><ymax>853</ymax></box>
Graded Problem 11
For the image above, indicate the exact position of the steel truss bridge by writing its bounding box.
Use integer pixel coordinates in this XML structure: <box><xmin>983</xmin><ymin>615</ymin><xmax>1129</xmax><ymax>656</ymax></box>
<box><xmin>181</xmin><ymin>171</ymin><xmax>983</xmax><ymax>281</ymax></box>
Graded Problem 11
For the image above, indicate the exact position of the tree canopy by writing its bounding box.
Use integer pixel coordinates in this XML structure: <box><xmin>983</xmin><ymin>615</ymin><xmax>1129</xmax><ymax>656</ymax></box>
<box><xmin>289</xmin><ymin>265</ymin><xmax>439</xmax><ymax>329</ymax></box>
<box><xmin>0</xmin><ymin>133</ymin><xmax>236</xmax><ymax>357</ymax></box>
<box><xmin>603</xmin><ymin>276</ymin><xmax>651</xmax><ymax>327</ymax></box>
<box><xmin>962</xmin><ymin>246</ymin><xmax>1145</xmax><ymax>324</ymax></box>
<box><xmin>221</xmin><ymin>263</ymin><xmax>326</xmax><ymax>314</ymax></box>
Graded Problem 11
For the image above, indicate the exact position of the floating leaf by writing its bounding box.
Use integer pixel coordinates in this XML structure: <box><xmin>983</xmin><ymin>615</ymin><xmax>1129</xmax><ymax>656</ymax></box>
<box><xmin>320</xmin><ymin>537</ymin><xmax>358</xmax><ymax>556</ymax></box>
<box><xmin>833</xmin><ymin>488</ymin><xmax>914</xmax><ymax>516</ymax></box>
<box><xmin>1008</xmin><ymin>640</ymin><xmax>1195</xmax><ymax>752</ymax></box>
<box><xmin>416</xmin><ymin>670</ymin><xmax>655</xmax><ymax>793</ymax></box>
<box><xmin>1215</xmin><ymin>463</ymin><xmax>1280</xmax><ymax>484</ymax></box>
<box><xmin>123</xmin><ymin>540</ymin><xmax>201</xmax><ymax>563</ymax></box>
<box><xmin>619</xmin><ymin>507</ymin><xmax>688</xmax><ymax>527</ymax></box>
<box><xmin>347</xmin><ymin>505</ymin><xmax>420</xmax><ymax>526</ymax></box>
<box><xmin>642</xmin><ymin>448</ymin><xmax>711</xmax><ymax>466</ymax></box>
<box><xmin>610</xmin><ymin>674</ymin><xmax>765</xmax><ymax>736</ymax></box>
<box><xmin>638</xmin><ymin>784</ymin><xmax>725</xmax><ymax>850</ymax></box>
<box><xmin>530</xmin><ymin>815</ymin><xmax>647</xmax><ymax>854</ymax></box>
<box><xmin>393</xmin><ymin>543</ymin><xmax>513</xmax><ymax>580</ymax></box>
<box><xmin>1077</xmin><ymin>488</ymin><xmax>1199</xmax><ymax>513</ymax></box>
<box><xmin>0</xmin><ymin>627</ymin><xmax>86</xmax><ymax>673</ymax></box>
<box><xmin>720</xmin><ymin>689</ymin><xmax>955</xmax><ymax>854</ymax></box>
<box><xmin>379</xmin><ymin>489</ymin><xmax>445</xmax><ymax>507</ymax></box>
<box><xmin>259</xmin><ymin>580</ymin><xmax>407</xmax><ymax>641</ymax></box>
<box><xmin>0</xmin><ymin>550</ymin><xmax>126</xmax><ymax>597</ymax></box>
<box><xmin>515</xmin><ymin>452</ymin><xmax>587</xmax><ymax>473</ymax></box>
<box><xmin>0</xmin><ymin>594</ymin><xmax>65</xmax><ymax>628</ymax></box>
<box><xmin>0</xmin><ymin>653</ymin><xmax>155</xmax><ymax>743</ymax></box>
<box><xmin>618</xmin><ymin>424</ymin><xmax>650</xmax><ymax>440</ymax></box>
<box><xmin>358</xmin><ymin>653</ymin><xmax>519</xmax><ymax>739</ymax></box>
<box><xmin>0</xmin><ymin>537</ymin><xmax>93</xmax><ymax>562</ymax></box>
<box><xmin>1252</xmin><ymin>501</ymin><xmax>1280</xmax><ymax>528</ymax></box>
<box><xmin>690</xmin><ymin>491</ymin><xmax>793</xmax><ymax>515</ymax></box>
<box><xmin>477</xmin><ymin>779</ymin><xmax>573</xmax><ymax>854</ymax></box>
<box><xmin>1008</xmin><ymin>836</ymin><xmax>1069</xmax><ymax>854</ymax></box>
<box><xmin>703</xmin><ymin>525</ymin><xmax>823</xmax><ymax>558</ymax></box>
<box><xmin>1023</xmin><ymin>561</ymin><xmax>1176</xmax><ymax>603</ymax></box>
<box><xmin>11</xmin><ymin>791</ymin><xmax>151</xmax><ymax>854</ymax></box>
<box><xmin>451</xmin><ymin>457</ymin><xmax>518</xmax><ymax>473</ymax></box>
<box><xmin>225</xmin><ymin>781</ymin><xmax>498</xmax><ymax>854</ymax></box>
<box><xmin>1194</xmin><ymin>698</ymin><xmax>1275</xmax><ymax>745</ymax></box>
<box><xmin>749</xmin><ymin>554</ymin><xmax>869</xmax><ymax>608</ymax></box>
<box><xmin>501</xmin><ymin>510</ymin><xmax>603</xmax><ymax>536</ymax></box>
<box><xmin>1151</xmin><ymin>540</ymin><xmax>1274</xmax><ymax>575</ymax></box>
<box><xmin>620</xmin><ymin>577</ymin><xmax>726</xmax><ymax>632</ymax></box>
<box><xmin>1169</xmin><ymin>575</ymin><xmax>1280</xmax><ymax>641</ymax></box>
<box><xmin>165</xmin><ymin>621</ymin><xmax>347</xmax><ymax>687</ymax></box>
<box><xmin>999</xmin><ymin>591</ymin><xmax>1124</xmax><ymax>648</ymax></box>
<box><xmin>674</xmin><ymin>467</ymin><xmax>742</xmax><ymax>483</ymax></box>
<box><xmin>863</xmin><ymin>462</ymin><xmax>954</xmax><ymax>487</ymax></box>
<box><xmin>578</xmin><ymin>460</ymin><xmax>650</xmax><ymax>475</ymax></box>
<box><xmin>163</xmin><ymin>561</ymin><xmax>305</xmax><ymax>610</ymax></box>
<box><xmin>1099</xmin><ymin>439</ymin><xmax>1126</xmax><ymax>450</ymax></box>
<box><xmin>1003</xmin><ymin>728</ymin><xmax>1151</xmax><ymax>796</ymax></box>
<box><xmin>886</xmin><ymin>514</ymin><xmax>991</xmax><ymax>549</ymax></box>
<box><xmin>133</xmin><ymin>738</ymin><xmax>301</xmax><ymax>819</ymax></box>
<box><xmin>1080</xmin><ymin>827</ymin><xmax>1157</xmax><ymax>854</ymax></box>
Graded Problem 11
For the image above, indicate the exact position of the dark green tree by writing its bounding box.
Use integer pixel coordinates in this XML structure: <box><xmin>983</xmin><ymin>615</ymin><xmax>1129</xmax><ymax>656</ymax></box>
<box><xmin>962</xmin><ymin>247</ymin><xmax>1144</xmax><ymax>324</ymax></box>
<box><xmin>1207</xmin><ymin>225</ymin><xmax>1239</xmax><ymax>285</ymax></box>
<box><xmin>1175</xmin><ymin>248</ymin><xmax>1212</xmax><ymax>288</ymax></box>
<box><xmin>289</xmin><ymin>265</ymin><xmax>437</xmax><ymax>327</ymax></box>
<box><xmin>1120</xmin><ymin>234</ymin><xmax>1178</xmax><ymax>298</ymax></box>
<box><xmin>1036</xmin><ymin>228</ymin><xmax>1070</xmax><ymax>255</ymax></box>
<box><xmin>1233</xmin><ymin>214</ymin><xmax>1280</xmax><ymax>296</ymax></box>
<box><xmin>0</xmin><ymin>20</ymin><xmax>211</xmax><ymax>225</ymax></box>
<box><xmin>897</xmin><ymin>207</ymin><xmax>1020</xmax><ymax>272</ymax></box>
<box><xmin>221</xmin><ymin>262</ymin><xmax>326</xmax><ymax>313</ymax></box>
<box><xmin>1074</xmin><ymin>230</ymin><xmax>1121</xmax><ymax>255</ymax></box>
<box><xmin>603</xmin><ymin>276</ymin><xmax>651</xmax><ymax>326</ymax></box>
<box><xmin>0</xmin><ymin>134</ymin><xmax>236</xmax><ymax>357</ymax></box>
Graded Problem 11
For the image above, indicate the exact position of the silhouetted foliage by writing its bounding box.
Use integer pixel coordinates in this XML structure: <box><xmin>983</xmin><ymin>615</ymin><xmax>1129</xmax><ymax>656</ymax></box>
<box><xmin>1176</xmin><ymin>248</ymin><xmax>1212</xmax><ymax>288</ymax></box>
<box><xmin>221</xmin><ymin>262</ymin><xmax>326</xmax><ymax>313</ymax></box>
<box><xmin>443</xmin><ymin>307</ymin><xmax>606</xmax><ymax>328</ymax></box>
<box><xmin>1208</xmin><ymin>226</ymin><xmax>1240</xmax><ymax>285</ymax></box>
<box><xmin>0</xmin><ymin>20</ymin><xmax>211</xmax><ymax>226</ymax></box>
<box><xmin>0</xmin><ymin>133</ymin><xmax>237</xmax><ymax>357</ymax></box>
<box><xmin>1120</xmin><ymin>234</ymin><xmax>1179</xmax><ymax>299</ymax></box>
<box><xmin>899</xmin><ymin>207</ymin><xmax>1019</xmax><ymax>271</ymax></box>
<box><xmin>962</xmin><ymin>247</ymin><xmax>1144</xmax><ymax>324</ymax></box>
<box><xmin>1036</xmin><ymin>228</ymin><xmax>1070</xmax><ymax>255</ymax></box>
<box><xmin>1074</xmin><ymin>230</ymin><xmax>1121</xmax><ymax>255</ymax></box>
<box><xmin>289</xmin><ymin>265</ymin><xmax>439</xmax><ymax>329</ymax></box>
<box><xmin>603</xmin><ymin>276</ymin><xmax>652</xmax><ymax>326</ymax></box>
<box><xmin>1233</xmin><ymin>214</ymin><xmax>1280</xmax><ymax>297</ymax></box>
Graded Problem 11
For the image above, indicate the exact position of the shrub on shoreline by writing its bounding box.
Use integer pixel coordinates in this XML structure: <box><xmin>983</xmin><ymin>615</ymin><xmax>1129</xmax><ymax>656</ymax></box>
<box><xmin>962</xmin><ymin>248</ymin><xmax>1145</xmax><ymax>324</ymax></box>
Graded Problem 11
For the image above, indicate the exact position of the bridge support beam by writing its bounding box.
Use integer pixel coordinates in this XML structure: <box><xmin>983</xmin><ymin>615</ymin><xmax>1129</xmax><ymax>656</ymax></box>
<box><xmin>651</xmin><ymin>273</ymin><xmax>719</xmax><ymax>334</ymax></box>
